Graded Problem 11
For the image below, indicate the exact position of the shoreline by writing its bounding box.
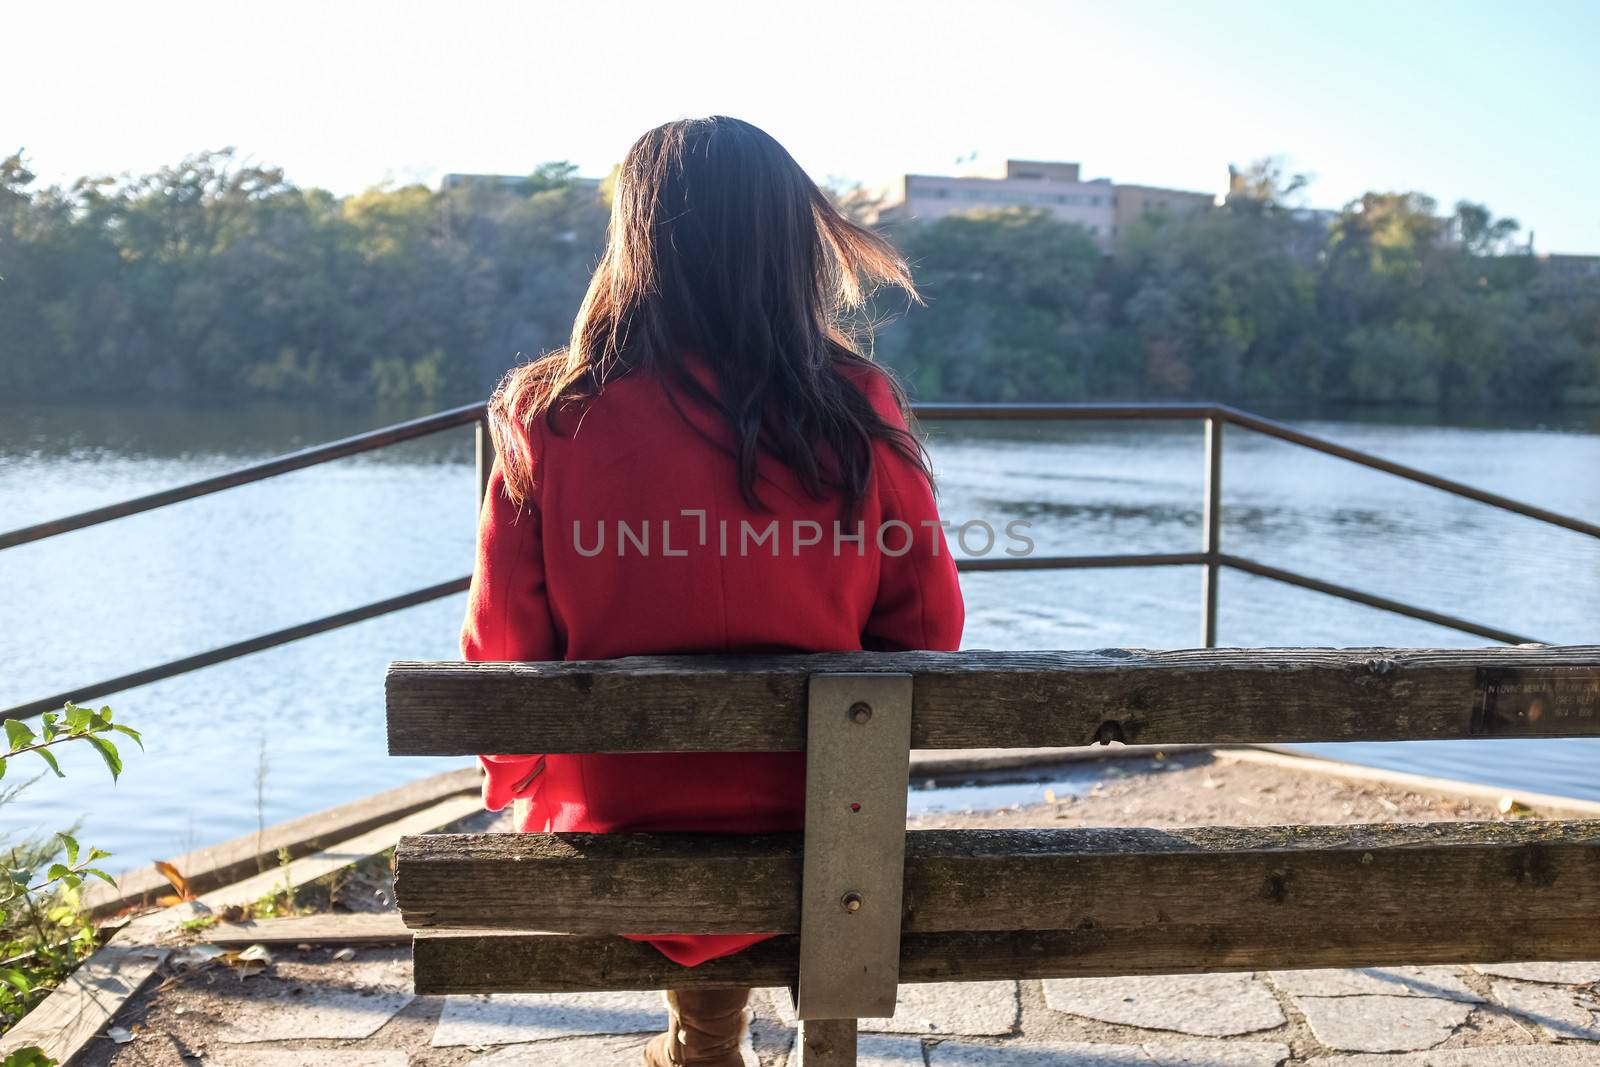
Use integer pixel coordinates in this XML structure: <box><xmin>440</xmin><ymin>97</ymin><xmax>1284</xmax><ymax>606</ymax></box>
<box><xmin>910</xmin><ymin>743</ymin><xmax>1600</xmax><ymax>819</ymax></box>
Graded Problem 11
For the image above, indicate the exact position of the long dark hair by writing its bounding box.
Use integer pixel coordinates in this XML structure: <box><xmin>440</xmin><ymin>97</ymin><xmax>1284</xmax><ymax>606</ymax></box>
<box><xmin>488</xmin><ymin>116</ymin><xmax>930</xmax><ymax>508</ymax></box>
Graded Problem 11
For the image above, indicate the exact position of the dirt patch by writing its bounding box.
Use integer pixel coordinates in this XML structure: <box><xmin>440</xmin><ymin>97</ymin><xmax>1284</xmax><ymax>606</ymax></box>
<box><xmin>908</xmin><ymin>750</ymin><xmax>1514</xmax><ymax>830</ymax></box>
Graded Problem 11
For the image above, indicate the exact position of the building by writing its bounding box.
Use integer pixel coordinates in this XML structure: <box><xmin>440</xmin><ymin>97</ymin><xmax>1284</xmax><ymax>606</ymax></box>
<box><xmin>1534</xmin><ymin>253</ymin><xmax>1600</xmax><ymax>295</ymax></box>
<box><xmin>1109</xmin><ymin>183</ymin><xmax>1215</xmax><ymax>240</ymax></box>
<box><xmin>879</xmin><ymin>159</ymin><xmax>1214</xmax><ymax>250</ymax></box>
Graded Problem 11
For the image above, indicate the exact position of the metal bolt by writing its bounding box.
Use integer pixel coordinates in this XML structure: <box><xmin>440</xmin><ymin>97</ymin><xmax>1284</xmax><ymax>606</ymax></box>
<box><xmin>840</xmin><ymin>891</ymin><xmax>864</xmax><ymax>913</ymax></box>
<box><xmin>848</xmin><ymin>702</ymin><xmax>873</xmax><ymax>725</ymax></box>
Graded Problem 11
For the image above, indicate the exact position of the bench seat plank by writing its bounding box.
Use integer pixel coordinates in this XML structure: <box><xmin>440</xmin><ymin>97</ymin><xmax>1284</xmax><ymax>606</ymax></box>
<box><xmin>397</xmin><ymin>820</ymin><xmax>1600</xmax><ymax>934</ymax></box>
<box><xmin>411</xmin><ymin>918</ymin><xmax>1600</xmax><ymax>995</ymax></box>
<box><xmin>385</xmin><ymin>647</ymin><xmax>1600</xmax><ymax>754</ymax></box>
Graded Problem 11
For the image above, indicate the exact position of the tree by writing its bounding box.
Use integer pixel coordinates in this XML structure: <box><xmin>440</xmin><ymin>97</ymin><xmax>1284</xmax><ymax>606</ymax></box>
<box><xmin>1</xmin><ymin>150</ymin><xmax>1595</xmax><ymax>410</ymax></box>
<box><xmin>1115</xmin><ymin>192</ymin><xmax>1317</xmax><ymax>398</ymax></box>
<box><xmin>0</xmin><ymin>151</ymin><xmax>608</xmax><ymax>402</ymax></box>
<box><xmin>881</xmin><ymin>209</ymin><xmax>1105</xmax><ymax>401</ymax></box>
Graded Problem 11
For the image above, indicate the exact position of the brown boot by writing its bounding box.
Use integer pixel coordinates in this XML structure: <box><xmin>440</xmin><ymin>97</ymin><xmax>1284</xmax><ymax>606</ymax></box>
<box><xmin>641</xmin><ymin>988</ymin><xmax>749</xmax><ymax>1066</ymax></box>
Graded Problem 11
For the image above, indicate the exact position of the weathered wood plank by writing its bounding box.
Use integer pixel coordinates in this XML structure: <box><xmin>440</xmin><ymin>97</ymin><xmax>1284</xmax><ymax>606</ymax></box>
<box><xmin>205</xmin><ymin>912</ymin><xmax>411</xmax><ymax>947</ymax></box>
<box><xmin>119</xmin><ymin>792</ymin><xmax>484</xmax><ymax>944</ymax></box>
<box><xmin>0</xmin><ymin>942</ymin><xmax>168</xmax><ymax>1063</ymax></box>
<box><xmin>190</xmin><ymin>795</ymin><xmax>481</xmax><ymax>915</ymax></box>
<box><xmin>385</xmin><ymin>647</ymin><xmax>1600</xmax><ymax>754</ymax></box>
<box><xmin>411</xmin><ymin>918</ymin><xmax>1600</xmax><ymax>995</ymax></box>
<box><xmin>84</xmin><ymin>765</ymin><xmax>479</xmax><ymax>917</ymax></box>
<box><xmin>397</xmin><ymin>820</ymin><xmax>1600</xmax><ymax>934</ymax></box>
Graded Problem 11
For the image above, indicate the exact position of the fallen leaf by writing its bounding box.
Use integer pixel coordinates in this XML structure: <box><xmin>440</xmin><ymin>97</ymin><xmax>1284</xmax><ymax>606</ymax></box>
<box><xmin>236</xmin><ymin>944</ymin><xmax>273</xmax><ymax>964</ymax></box>
<box><xmin>173</xmin><ymin>944</ymin><xmax>227</xmax><ymax>968</ymax></box>
<box><xmin>153</xmin><ymin>860</ymin><xmax>195</xmax><ymax>902</ymax></box>
<box><xmin>332</xmin><ymin>947</ymin><xmax>357</xmax><ymax>961</ymax></box>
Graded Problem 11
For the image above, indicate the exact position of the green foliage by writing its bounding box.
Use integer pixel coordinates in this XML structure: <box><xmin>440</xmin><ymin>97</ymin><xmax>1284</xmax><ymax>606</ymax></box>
<box><xmin>0</xmin><ymin>150</ymin><xmax>608</xmax><ymax>401</ymax></box>
<box><xmin>2</xmin><ymin>148</ymin><xmax>1597</xmax><ymax>407</ymax></box>
<box><xmin>875</xmin><ymin>168</ymin><xmax>1600</xmax><ymax>407</ymax></box>
<box><xmin>257</xmin><ymin>846</ymin><xmax>300</xmax><ymax>918</ymax></box>
<box><xmin>0</xmin><ymin>702</ymin><xmax>142</xmax><ymax>789</ymax></box>
<box><xmin>0</xmin><ymin>703</ymin><xmax>140</xmax><ymax>1044</ymax></box>
<box><xmin>2</xmin><ymin>1048</ymin><xmax>53</xmax><ymax>1067</ymax></box>
<box><xmin>883</xmin><ymin>209</ymin><xmax>1106</xmax><ymax>401</ymax></box>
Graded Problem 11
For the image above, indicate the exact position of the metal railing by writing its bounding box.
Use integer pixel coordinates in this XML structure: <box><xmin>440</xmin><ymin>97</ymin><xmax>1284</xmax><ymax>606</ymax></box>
<box><xmin>4</xmin><ymin>400</ymin><xmax>1596</xmax><ymax>724</ymax></box>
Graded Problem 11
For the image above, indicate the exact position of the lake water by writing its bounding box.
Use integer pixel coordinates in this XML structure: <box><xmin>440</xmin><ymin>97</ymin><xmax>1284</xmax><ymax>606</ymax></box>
<box><xmin>0</xmin><ymin>399</ymin><xmax>1596</xmax><ymax>871</ymax></box>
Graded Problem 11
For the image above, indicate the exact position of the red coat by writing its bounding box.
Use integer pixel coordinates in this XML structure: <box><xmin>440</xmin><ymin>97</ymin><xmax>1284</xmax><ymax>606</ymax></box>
<box><xmin>460</xmin><ymin>361</ymin><xmax>964</xmax><ymax>965</ymax></box>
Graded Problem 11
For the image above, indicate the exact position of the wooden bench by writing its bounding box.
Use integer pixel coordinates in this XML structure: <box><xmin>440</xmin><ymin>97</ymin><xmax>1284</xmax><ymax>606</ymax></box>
<box><xmin>386</xmin><ymin>646</ymin><xmax>1600</xmax><ymax>1065</ymax></box>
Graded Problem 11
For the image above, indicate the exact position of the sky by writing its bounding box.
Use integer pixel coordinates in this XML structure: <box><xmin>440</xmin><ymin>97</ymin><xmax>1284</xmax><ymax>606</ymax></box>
<box><xmin>9</xmin><ymin>0</ymin><xmax>1600</xmax><ymax>252</ymax></box>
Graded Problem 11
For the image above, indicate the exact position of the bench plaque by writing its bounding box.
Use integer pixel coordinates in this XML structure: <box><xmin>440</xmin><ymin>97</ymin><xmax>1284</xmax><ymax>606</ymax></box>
<box><xmin>1472</xmin><ymin>667</ymin><xmax>1600</xmax><ymax>736</ymax></box>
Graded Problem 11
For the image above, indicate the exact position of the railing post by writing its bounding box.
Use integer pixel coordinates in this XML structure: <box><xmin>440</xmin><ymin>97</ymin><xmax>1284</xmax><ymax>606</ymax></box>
<box><xmin>1201</xmin><ymin>416</ymin><xmax>1223</xmax><ymax>648</ymax></box>
<box><xmin>475</xmin><ymin>418</ymin><xmax>495</xmax><ymax>511</ymax></box>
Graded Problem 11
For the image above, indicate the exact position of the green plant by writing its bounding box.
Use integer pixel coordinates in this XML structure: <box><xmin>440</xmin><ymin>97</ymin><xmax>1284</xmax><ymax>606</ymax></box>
<box><xmin>0</xmin><ymin>702</ymin><xmax>141</xmax><ymax>1045</ymax></box>
<box><xmin>244</xmin><ymin>848</ymin><xmax>301</xmax><ymax>921</ymax></box>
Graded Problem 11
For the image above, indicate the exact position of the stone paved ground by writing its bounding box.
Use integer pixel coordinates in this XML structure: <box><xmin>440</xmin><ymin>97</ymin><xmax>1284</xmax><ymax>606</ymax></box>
<box><xmin>76</xmin><ymin>948</ymin><xmax>1600</xmax><ymax>1065</ymax></box>
<box><xmin>75</xmin><ymin>754</ymin><xmax>1600</xmax><ymax>1065</ymax></box>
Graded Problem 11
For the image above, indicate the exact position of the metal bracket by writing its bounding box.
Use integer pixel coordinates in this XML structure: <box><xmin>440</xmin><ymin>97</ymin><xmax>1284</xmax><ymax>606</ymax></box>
<box><xmin>796</xmin><ymin>672</ymin><xmax>913</xmax><ymax>1021</ymax></box>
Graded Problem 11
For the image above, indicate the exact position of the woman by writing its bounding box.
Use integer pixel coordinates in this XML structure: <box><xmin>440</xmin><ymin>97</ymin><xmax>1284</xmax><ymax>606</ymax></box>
<box><xmin>462</xmin><ymin>116</ymin><xmax>964</xmax><ymax>1067</ymax></box>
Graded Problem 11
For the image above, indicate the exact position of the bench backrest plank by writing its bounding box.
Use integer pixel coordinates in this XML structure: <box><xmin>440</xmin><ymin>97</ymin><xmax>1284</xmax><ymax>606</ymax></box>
<box><xmin>386</xmin><ymin>646</ymin><xmax>1600</xmax><ymax>755</ymax></box>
